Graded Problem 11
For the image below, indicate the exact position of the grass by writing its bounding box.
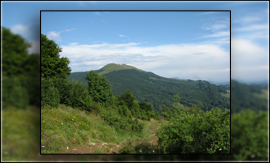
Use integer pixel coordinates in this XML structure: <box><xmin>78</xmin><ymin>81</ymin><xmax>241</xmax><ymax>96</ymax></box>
<box><xmin>221</xmin><ymin>91</ymin><xmax>230</xmax><ymax>98</ymax></box>
<box><xmin>98</xmin><ymin>63</ymin><xmax>145</xmax><ymax>75</ymax></box>
<box><xmin>2</xmin><ymin>106</ymin><xmax>40</xmax><ymax>161</ymax></box>
<box><xmin>253</xmin><ymin>89</ymin><xmax>268</xmax><ymax>100</ymax></box>
<box><xmin>41</xmin><ymin>104</ymin><xmax>162</xmax><ymax>154</ymax></box>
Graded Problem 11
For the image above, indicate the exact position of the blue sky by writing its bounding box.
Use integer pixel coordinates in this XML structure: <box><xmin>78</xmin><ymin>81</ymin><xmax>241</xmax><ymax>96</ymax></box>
<box><xmin>1</xmin><ymin>1</ymin><xmax>269</xmax><ymax>83</ymax></box>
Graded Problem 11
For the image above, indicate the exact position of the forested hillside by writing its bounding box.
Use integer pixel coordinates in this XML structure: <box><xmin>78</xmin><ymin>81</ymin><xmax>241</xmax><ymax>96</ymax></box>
<box><xmin>231</xmin><ymin>80</ymin><xmax>268</xmax><ymax>114</ymax></box>
<box><xmin>68</xmin><ymin>64</ymin><xmax>230</xmax><ymax>112</ymax></box>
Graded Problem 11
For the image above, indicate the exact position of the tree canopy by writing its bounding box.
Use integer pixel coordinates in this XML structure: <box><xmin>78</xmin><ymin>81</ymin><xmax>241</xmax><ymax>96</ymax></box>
<box><xmin>2</xmin><ymin>27</ymin><xmax>40</xmax><ymax>108</ymax></box>
<box><xmin>85</xmin><ymin>70</ymin><xmax>113</xmax><ymax>106</ymax></box>
<box><xmin>41</xmin><ymin>34</ymin><xmax>71</xmax><ymax>80</ymax></box>
<box><xmin>2</xmin><ymin>27</ymin><xmax>30</xmax><ymax>77</ymax></box>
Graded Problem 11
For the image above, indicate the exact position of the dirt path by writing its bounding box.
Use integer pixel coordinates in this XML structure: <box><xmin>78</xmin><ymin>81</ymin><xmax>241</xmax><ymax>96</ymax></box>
<box><xmin>150</xmin><ymin>120</ymin><xmax>158</xmax><ymax>146</ymax></box>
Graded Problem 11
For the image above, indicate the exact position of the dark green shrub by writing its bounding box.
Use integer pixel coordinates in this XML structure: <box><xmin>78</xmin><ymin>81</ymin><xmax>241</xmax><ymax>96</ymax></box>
<box><xmin>41</xmin><ymin>77</ymin><xmax>60</xmax><ymax>108</ymax></box>
<box><xmin>2</xmin><ymin>76</ymin><xmax>29</xmax><ymax>109</ymax></box>
<box><xmin>131</xmin><ymin>119</ymin><xmax>144</xmax><ymax>132</ymax></box>
<box><xmin>53</xmin><ymin>78</ymin><xmax>72</xmax><ymax>106</ymax></box>
<box><xmin>231</xmin><ymin>109</ymin><xmax>268</xmax><ymax>160</ymax></box>
<box><xmin>157</xmin><ymin>107</ymin><xmax>230</xmax><ymax>154</ymax></box>
<box><xmin>68</xmin><ymin>80</ymin><xmax>92</xmax><ymax>110</ymax></box>
<box><xmin>85</xmin><ymin>71</ymin><xmax>113</xmax><ymax>106</ymax></box>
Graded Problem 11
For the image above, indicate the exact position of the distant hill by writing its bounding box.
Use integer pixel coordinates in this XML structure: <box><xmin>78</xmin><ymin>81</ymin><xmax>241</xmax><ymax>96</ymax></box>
<box><xmin>231</xmin><ymin>80</ymin><xmax>268</xmax><ymax>114</ymax></box>
<box><xmin>96</xmin><ymin>63</ymin><xmax>146</xmax><ymax>75</ymax></box>
<box><xmin>68</xmin><ymin>63</ymin><xmax>230</xmax><ymax>112</ymax></box>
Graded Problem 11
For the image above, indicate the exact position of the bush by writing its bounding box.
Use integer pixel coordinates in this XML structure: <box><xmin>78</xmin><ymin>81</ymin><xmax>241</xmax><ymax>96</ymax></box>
<box><xmin>2</xmin><ymin>76</ymin><xmax>29</xmax><ymax>109</ymax></box>
<box><xmin>53</xmin><ymin>78</ymin><xmax>72</xmax><ymax>106</ymax></box>
<box><xmin>231</xmin><ymin>109</ymin><xmax>268</xmax><ymax>160</ymax></box>
<box><xmin>68</xmin><ymin>80</ymin><xmax>92</xmax><ymax>111</ymax></box>
<box><xmin>157</xmin><ymin>107</ymin><xmax>230</xmax><ymax>154</ymax></box>
<box><xmin>41</xmin><ymin>77</ymin><xmax>60</xmax><ymax>108</ymax></box>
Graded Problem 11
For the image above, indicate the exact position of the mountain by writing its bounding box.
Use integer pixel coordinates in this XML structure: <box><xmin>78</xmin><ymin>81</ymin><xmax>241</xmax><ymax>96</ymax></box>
<box><xmin>96</xmin><ymin>63</ymin><xmax>146</xmax><ymax>75</ymax></box>
<box><xmin>67</xmin><ymin>63</ymin><xmax>230</xmax><ymax>112</ymax></box>
<box><xmin>231</xmin><ymin>80</ymin><xmax>268</xmax><ymax>114</ymax></box>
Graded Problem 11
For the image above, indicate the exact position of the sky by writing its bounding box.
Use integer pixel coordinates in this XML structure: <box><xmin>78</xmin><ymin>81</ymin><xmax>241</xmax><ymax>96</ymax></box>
<box><xmin>1</xmin><ymin>1</ymin><xmax>269</xmax><ymax>84</ymax></box>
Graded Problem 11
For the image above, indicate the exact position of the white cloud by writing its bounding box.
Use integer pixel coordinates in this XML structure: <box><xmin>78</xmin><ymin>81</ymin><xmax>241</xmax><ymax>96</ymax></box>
<box><xmin>95</xmin><ymin>12</ymin><xmax>101</xmax><ymax>16</ymax></box>
<box><xmin>11</xmin><ymin>24</ymin><xmax>32</xmax><ymax>38</ymax></box>
<box><xmin>203</xmin><ymin>19</ymin><xmax>229</xmax><ymax>32</ymax></box>
<box><xmin>69</xmin><ymin>42</ymin><xmax>78</xmax><ymax>46</ymax></box>
<box><xmin>46</xmin><ymin>28</ymin><xmax>75</xmax><ymax>42</ymax></box>
<box><xmin>65</xmin><ymin>28</ymin><xmax>75</xmax><ymax>32</ymax></box>
<box><xmin>204</xmin><ymin>31</ymin><xmax>230</xmax><ymax>38</ymax></box>
<box><xmin>28</xmin><ymin>40</ymin><xmax>40</xmax><ymax>54</ymax></box>
<box><xmin>47</xmin><ymin>31</ymin><xmax>62</xmax><ymax>41</ymax></box>
<box><xmin>60</xmin><ymin>42</ymin><xmax>230</xmax><ymax>81</ymax></box>
<box><xmin>119</xmin><ymin>34</ymin><xmax>126</xmax><ymax>37</ymax></box>
<box><xmin>241</xmin><ymin>16</ymin><xmax>262</xmax><ymax>23</ymax></box>
<box><xmin>205</xmin><ymin>24</ymin><xmax>227</xmax><ymax>31</ymax></box>
<box><xmin>233</xmin><ymin>24</ymin><xmax>268</xmax><ymax>31</ymax></box>
<box><xmin>231</xmin><ymin>39</ymin><xmax>268</xmax><ymax>81</ymax></box>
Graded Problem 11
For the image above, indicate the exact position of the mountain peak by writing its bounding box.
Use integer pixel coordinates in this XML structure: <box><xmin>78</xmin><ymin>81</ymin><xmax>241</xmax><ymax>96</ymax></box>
<box><xmin>97</xmin><ymin>63</ymin><xmax>145</xmax><ymax>75</ymax></box>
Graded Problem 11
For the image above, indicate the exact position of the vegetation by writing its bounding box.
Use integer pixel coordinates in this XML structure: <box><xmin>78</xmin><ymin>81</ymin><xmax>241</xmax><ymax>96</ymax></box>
<box><xmin>85</xmin><ymin>71</ymin><xmax>113</xmax><ymax>106</ymax></box>
<box><xmin>231</xmin><ymin>80</ymin><xmax>268</xmax><ymax>114</ymax></box>
<box><xmin>68</xmin><ymin>66</ymin><xmax>230</xmax><ymax>112</ymax></box>
<box><xmin>2</xmin><ymin>28</ymin><xmax>268</xmax><ymax>161</ymax></box>
<box><xmin>41</xmin><ymin>34</ymin><xmax>71</xmax><ymax>80</ymax></box>
<box><xmin>96</xmin><ymin>63</ymin><xmax>145</xmax><ymax>75</ymax></box>
<box><xmin>1</xmin><ymin>27</ymin><xmax>40</xmax><ymax>109</ymax></box>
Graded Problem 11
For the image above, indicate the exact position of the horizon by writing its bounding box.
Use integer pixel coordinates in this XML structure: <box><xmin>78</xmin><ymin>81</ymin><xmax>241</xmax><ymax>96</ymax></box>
<box><xmin>71</xmin><ymin>62</ymin><xmax>233</xmax><ymax>84</ymax></box>
<box><xmin>41</xmin><ymin>11</ymin><xmax>230</xmax><ymax>82</ymax></box>
<box><xmin>1</xmin><ymin>1</ymin><xmax>268</xmax><ymax>84</ymax></box>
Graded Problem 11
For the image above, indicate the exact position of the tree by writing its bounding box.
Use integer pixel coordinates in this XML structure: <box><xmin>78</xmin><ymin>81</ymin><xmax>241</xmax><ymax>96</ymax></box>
<box><xmin>2</xmin><ymin>27</ymin><xmax>40</xmax><ymax>108</ymax></box>
<box><xmin>1</xmin><ymin>27</ymin><xmax>30</xmax><ymax>77</ymax></box>
<box><xmin>121</xmin><ymin>89</ymin><xmax>135</xmax><ymax>109</ymax></box>
<box><xmin>41</xmin><ymin>34</ymin><xmax>71</xmax><ymax>80</ymax></box>
<box><xmin>85</xmin><ymin>71</ymin><xmax>113</xmax><ymax>106</ymax></box>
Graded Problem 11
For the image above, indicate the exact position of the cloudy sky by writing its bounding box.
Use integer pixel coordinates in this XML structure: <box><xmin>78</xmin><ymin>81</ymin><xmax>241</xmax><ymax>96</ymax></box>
<box><xmin>1</xmin><ymin>1</ymin><xmax>269</xmax><ymax>83</ymax></box>
<box><xmin>41</xmin><ymin>11</ymin><xmax>230</xmax><ymax>82</ymax></box>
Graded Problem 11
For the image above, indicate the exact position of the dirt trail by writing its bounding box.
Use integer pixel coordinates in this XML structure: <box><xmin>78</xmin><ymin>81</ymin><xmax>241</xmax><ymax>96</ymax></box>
<box><xmin>150</xmin><ymin>120</ymin><xmax>158</xmax><ymax>146</ymax></box>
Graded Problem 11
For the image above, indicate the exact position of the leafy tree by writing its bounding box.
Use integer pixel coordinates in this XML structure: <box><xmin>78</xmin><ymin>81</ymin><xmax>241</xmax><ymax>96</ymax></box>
<box><xmin>41</xmin><ymin>34</ymin><xmax>71</xmax><ymax>80</ymax></box>
<box><xmin>41</xmin><ymin>77</ymin><xmax>60</xmax><ymax>108</ymax></box>
<box><xmin>68</xmin><ymin>80</ymin><xmax>92</xmax><ymax>111</ymax></box>
<box><xmin>2</xmin><ymin>76</ymin><xmax>29</xmax><ymax>109</ymax></box>
<box><xmin>139</xmin><ymin>101</ymin><xmax>153</xmax><ymax>112</ymax></box>
<box><xmin>85</xmin><ymin>71</ymin><xmax>113</xmax><ymax>106</ymax></box>
<box><xmin>121</xmin><ymin>89</ymin><xmax>135</xmax><ymax>109</ymax></box>
<box><xmin>1</xmin><ymin>27</ymin><xmax>30</xmax><ymax>77</ymax></box>
<box><xmin>2</xmin><ymin>27</ymin><xmax>40</xmax><ymax>107</ymax></box>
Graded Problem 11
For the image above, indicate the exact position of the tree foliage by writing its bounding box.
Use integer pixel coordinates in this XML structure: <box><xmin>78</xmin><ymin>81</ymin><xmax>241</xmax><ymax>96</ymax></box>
<box><xmin>2</xmin><ymin>27</ymin><xmax>40</xmax><ymax>108</ymax></box>
<box><xmin>231</xmin><ymin>109</ymin><xmax>268</xmax><ymax>160</ymax></box>
<box><xmin>41</xmin><ymin>77</ymin><xmax>60</xmax><ymax>108</ymax></box>
<box><xmin>41</xmin><ymin>34</ymin><xmax>71</xmax><ymax>80</ymax></box>
<box><xmin>85</xmin><ymin>71</ymin><xmax>113</xmax><ymax>106</ymax></box>
<box><xmin>1</xmin><ymin>27</ymin><xmax>30</xmax><ymax>77</ymax></box>
<box><xmin>157</xmin><ymin>107</ymin><xmax>230</xmax><ymax>154</ymax></box>
<box><xmin>67</xmin><ymin>69</ymin><xmax>230</xmax><ymax>112</ymax></box>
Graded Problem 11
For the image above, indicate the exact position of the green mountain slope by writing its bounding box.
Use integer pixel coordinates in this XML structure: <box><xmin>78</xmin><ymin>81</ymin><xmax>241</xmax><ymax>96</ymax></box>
<box><xmin>231</xmin><ymin>80</ymin><xmax>268</xmax><ymax>114</ymax></box>
<box><xmin>67</xmin><ymin>63</ymin><xmax>230</xmax><ymax>112</ymax></box>
<box><xmin>96</xmin><ymin>63</ymin><xmax>145</xmax><ymax>75</ymax></box>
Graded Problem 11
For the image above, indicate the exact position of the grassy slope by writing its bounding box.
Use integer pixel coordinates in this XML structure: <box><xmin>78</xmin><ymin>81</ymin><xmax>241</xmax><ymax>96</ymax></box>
<box><xmin>41</xmin><ymin>104</ymin><xmax>167</xmax><ymax>154</ymax></box>
<box><xmin>97</xmin><ymin>63</ymin><xmax>145</xmax><ymax>76</ymax></box>
<box><xmin>2</xmin><ymin>106</ymin><xmax>40</xmax><ymax>161</ymax></box>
